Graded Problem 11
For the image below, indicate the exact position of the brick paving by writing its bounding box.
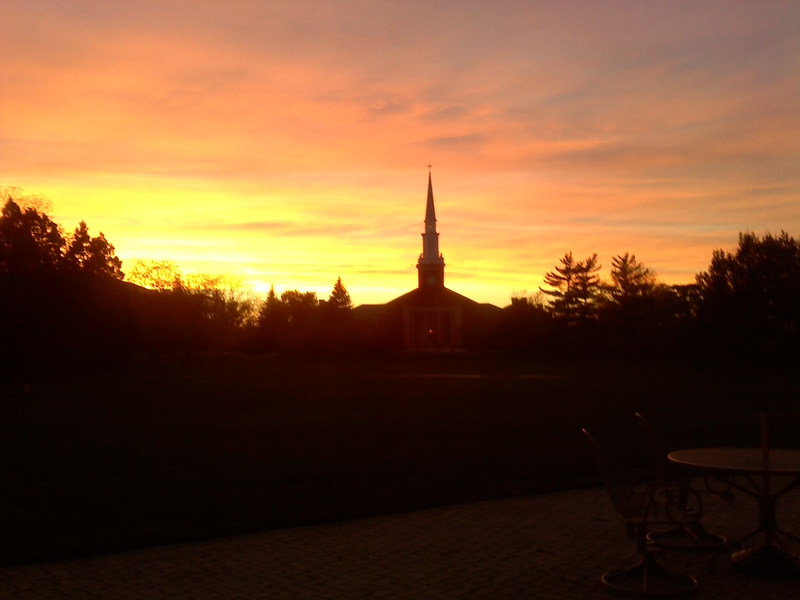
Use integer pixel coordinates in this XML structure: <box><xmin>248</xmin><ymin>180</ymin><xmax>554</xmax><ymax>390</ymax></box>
<box><xmin>1</xmin><ymin>485</ymin><xmax>798</xmax><ymax>599</ymax></box>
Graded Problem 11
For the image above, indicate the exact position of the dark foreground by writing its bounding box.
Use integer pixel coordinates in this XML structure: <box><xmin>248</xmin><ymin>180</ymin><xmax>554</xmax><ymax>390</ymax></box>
<box><xmin>1</xmin><ymin>353</ymin><xmax>798</xmax><ymax>565</ymax></box>
<box><xmin>4</xmin><ymin>487</ymin><xmax>800</xmax><ymax>599</ymax></box>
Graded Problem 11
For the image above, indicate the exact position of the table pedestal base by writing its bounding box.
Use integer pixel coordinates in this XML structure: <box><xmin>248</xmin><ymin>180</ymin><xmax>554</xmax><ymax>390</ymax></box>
<box><xmin>731</xmin><ymin>544</ymin><xmax>800</xmax><ymax>578</ymax></box>
<box><xmin>648</xmin><ymin>522</ymin><xmax>727</xmax><ymax>551</ymax></box>
<box><xmin>601</xmin><ymin>554</ymin><xmax>698</xmax><ymax>596</ymax></box>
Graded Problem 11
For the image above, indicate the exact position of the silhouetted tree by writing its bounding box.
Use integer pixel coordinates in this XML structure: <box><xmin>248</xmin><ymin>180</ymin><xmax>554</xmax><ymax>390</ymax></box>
<box><xmin>495</xmin><ymin>291</ymin><xmax>554</xmax><ymax>354</ymax></box>
<box><xmin>599</xmin><ymin>253</ymin><xmax>686</xmax><ymax>355</ymax></box>
<box><xmin>668</xmin><ymin>284</ymin><xmax>700</xmax><ymax>321</ymax></box>
<box><xmin>64</xmin><ymin>221</ymin><xmax>123</xmax><ymax>279</ymax></box>
<box><xmin>0</xmin><ymin>186</ymin><xmax>52</xmax><ymax>213</ymax></box>
<box><xmin>317</xmin><ymin>277</ymin><xmax>358</xmax><ymax>351</ymax></box>
<box><xmin>696</xmin><ymin>231</ymin><xmax>800</xmax><ymax>356</ymax></box>
<box><xmin>604</xmin><ymin>253</ymin><xmax>660</xmax><ymax>324</ymax></box>
<box><xmin>281</xmin><ymin>290</ymin><xmax>318</xmax><ymax>323</ymax></box>
<box><xmin>186</xmin><ymin>273</ymin><xmax>256</xmax><ymax>331</ymax></box>
<box><xmin>541</xmin><ymin>252</ymin><xmax>603</xmax><ymax>323</ymax></box>
<box><xmin>1</xmin><ymin>195</ymin><xmax>131</xmax><ymax>377</ymax></box>
<box><xmin>134</xmin><ymin>267</ymin><xmax>256</xmax><ymax>353</ymax></box>
<box><xmin>608</xmin><ymin>253</ymin><xmax>656</xmax><ymax>301</ymax></box>
<box><xmin>327</xmin><ymin>276</ymin><xmax>353</xmax><ymax>310</ymax></box>
<box><xmin>62</xmin><ymin>221</ymin><xmax>91</xmax><ymax>270</ymax></box>
<box><xmin>248</xmin><ymin>285</ymin><xmax>282</xmax><ymax>349</ymax></box>
<box><xmin>257</xmin><ymin>285</ymin><xmax>282</xmax><ymax>326</ymax></box>
<box><xmin>573</xmin><ymin>253</ymin><xmax>603</xmax><ymax>317</ymax></box>
<box><xmin>84</xmin><ymin>233</ymin><xmax>124</xmax><ymax>279</ymax></box>
<box><xmin>126</xmin><ymin>259</ymin><xmax>183</xmax><ymax>291</ymax></box>
<box><xmin>540</xmin><ymin>251</ymin><xmax>578</xmax><ymax>316</ymax></box>
<box><xmin>1</xmin><ymin>199</ymin><xmax>122</xmax><ymax>279</ymax></box>
<box><xmin>0</xmin><ymin>198</ymin><xmax>65</xmax><ymax>273</ymax></box>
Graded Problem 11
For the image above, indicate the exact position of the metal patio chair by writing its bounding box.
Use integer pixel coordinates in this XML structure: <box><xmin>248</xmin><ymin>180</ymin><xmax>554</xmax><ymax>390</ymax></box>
<box><xmin>583</xmin><ymin>427</ymin><xmax>698</xmax><ymax>596</ymax></box>
<box><xmin>634</xmin><ymin>412</ymin><xmax>729</xmax><ymax>551</ymax></box>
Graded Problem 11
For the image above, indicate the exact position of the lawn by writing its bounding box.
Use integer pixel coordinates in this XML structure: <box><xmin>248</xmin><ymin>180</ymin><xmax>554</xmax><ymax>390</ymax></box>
<box><xmin>1</xmin><ymin>352</ymin><xmax>798</xmax><ymax>565</ymax></box>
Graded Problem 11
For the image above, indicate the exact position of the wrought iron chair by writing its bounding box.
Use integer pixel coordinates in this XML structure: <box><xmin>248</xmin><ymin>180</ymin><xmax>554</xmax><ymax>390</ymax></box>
<box><xmin>634</xmin><ymin>412</ymin><xmax>729</xmax><ymax>551</ymax></box>
<box><xmin>582</xmin><ymin>427</ymin><xmax>698</xmax><ymax>596</ymax></box>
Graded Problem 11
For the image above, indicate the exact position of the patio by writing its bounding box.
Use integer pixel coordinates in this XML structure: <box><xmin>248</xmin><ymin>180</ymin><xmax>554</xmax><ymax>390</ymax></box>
<box><xmin>1</xmin><ymin>484</ymin><xmax>798</xmax><ymax>599</ymax></box>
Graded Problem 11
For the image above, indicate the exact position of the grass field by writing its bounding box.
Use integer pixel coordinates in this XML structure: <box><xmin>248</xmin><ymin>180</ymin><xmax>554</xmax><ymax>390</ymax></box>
<box><xmin>1</xmin><ymin>352</ymin><xmax>798</xmax><ymax>565</ymax></box>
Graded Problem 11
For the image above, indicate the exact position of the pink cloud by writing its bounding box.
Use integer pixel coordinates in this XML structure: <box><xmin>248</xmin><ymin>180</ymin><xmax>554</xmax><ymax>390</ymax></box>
<box><xmin>2</xmin><ymin>1</ymin><xmax>798</xmax><ymax>306</ymax></box>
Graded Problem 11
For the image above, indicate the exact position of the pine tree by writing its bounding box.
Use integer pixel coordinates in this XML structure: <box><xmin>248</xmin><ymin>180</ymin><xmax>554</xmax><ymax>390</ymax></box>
<box><xmin>257</xmin><ymin>285</ymin><xmax>282</xmax><ymax>328</ymax></box>
<box><xmin>541</xmin><ymin>252</ymin><xmax>603</xmax><ymax>322</ymax></box>
<box><xmin>63</xmin><ymin>221</ymin><xmax>92</xmax><ymax>270</ymax></box>
<box><xmin>328</xmin><ymin>276</ymin><xmax>353</xmax><ymax>310</ymax></box>
<box><xmin>609</xmin><ymin>253</ymin><xmax>655</xmax><ymax>301</ymax></box>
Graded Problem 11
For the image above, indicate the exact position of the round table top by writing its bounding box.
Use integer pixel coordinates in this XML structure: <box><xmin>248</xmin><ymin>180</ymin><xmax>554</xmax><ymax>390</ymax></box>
<box><xmin>668</xmin><ymin>447</ymin><xmax>800</xmax><ymax>474</ymax></box>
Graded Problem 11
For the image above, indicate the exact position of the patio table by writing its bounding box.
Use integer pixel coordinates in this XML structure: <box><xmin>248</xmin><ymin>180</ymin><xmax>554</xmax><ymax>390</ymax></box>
<box><xmin>668</xmin><ymin>447</ymin><xmax>800</xmax><ymax>577</ymax></box>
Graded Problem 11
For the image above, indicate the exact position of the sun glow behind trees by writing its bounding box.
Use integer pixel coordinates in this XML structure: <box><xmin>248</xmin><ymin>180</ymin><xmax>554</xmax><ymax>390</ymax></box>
<box><xmin>4</xmin><ymin>191</ymin><xmax>800</xmax><ymax>361</ymax></box>
<box><xmin>2</xmin><ymin>1</ymin><xmax>798</xmax><ymax>305</ymax></box>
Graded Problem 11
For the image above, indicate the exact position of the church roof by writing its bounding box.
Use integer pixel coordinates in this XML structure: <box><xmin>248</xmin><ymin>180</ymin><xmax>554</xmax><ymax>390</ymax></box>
<box><xmin>385</xmin><ymin>284</ymin><xmax>486</xmax><ymax>310</ymax></box>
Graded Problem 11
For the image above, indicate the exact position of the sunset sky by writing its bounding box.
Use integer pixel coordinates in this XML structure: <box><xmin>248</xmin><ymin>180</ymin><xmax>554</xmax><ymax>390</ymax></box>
<box><xmin>2</xmin><ymin>1</ymin><xmax>798</xmax><ymax>306</ymax></box>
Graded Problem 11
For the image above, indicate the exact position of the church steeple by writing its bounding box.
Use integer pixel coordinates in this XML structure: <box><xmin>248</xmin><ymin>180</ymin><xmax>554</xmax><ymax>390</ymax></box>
<box><xmin>424</xmin><ymin>171</ymin><xmax>437</xmax><ymax>232</ymax></box>
<box><xmin>417</xmin><ymin>169</ymin><xmax>445</xmax><ymax>288</ymax></box>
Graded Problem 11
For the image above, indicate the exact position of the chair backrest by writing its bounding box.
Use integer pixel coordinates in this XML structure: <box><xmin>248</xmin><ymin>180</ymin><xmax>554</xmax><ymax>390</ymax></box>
<box><xmin>582</xmin><ymin>427</ymin><xmax>650</xmax><ymax>519</ymax></box>
<box><xmin>634</xmin><ymin>412</ymin><xmax>677</xmax><ymax>474</ymax></box>
<box><xmin>634</xmin><ymin>411</ymin><xmax>672</xmax><ymax>450</ymax></box>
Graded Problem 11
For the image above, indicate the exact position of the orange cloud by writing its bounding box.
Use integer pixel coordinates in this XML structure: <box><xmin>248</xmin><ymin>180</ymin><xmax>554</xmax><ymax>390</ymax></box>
<box><xmin>2</xmin><ymin>1</ymin><xmax>798</xmax><ymax>306</ymax></box>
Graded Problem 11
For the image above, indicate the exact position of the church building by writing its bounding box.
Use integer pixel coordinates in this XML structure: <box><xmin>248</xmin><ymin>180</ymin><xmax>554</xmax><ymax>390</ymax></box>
<box><xmin>354</xmin><ymin>172</ymin><xmax>501</xmax><ymax>351</ymax></box>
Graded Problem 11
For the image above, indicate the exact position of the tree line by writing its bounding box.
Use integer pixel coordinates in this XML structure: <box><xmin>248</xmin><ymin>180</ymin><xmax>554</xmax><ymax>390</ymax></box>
<box><xmin>125</xmin><ymin>257</ymin><xmax>356</xmax><ymax>354</ymax></box>
<box><xmin>498</xmin><ymin>236</ymin><xmax>800</xmax><ymax>360</ymax></box>
<box><xmin>1</xmin><ymin>195</ymin><xmax>133</xmax><ymax>378</ymax></box>
<box><xmin>2</xmin><ymin>191</ymin><xmax>799</xmax><ymax>381</ymax></box>
<box><xmin>1</xmin><ymin>193</ymin><xmax>360</xmax><ymax>379</ymax></box>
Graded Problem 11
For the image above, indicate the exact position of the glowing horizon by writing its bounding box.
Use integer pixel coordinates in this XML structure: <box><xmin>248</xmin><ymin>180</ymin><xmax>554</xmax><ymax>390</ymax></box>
<box><xmin>2</xmin><ymin>1</ymin><xmax>798</xmax><ymax>307</ymax></box>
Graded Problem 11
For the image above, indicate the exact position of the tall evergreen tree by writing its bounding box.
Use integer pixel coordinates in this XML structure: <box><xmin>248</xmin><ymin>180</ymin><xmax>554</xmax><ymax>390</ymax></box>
<box><xmin>573</xmin><ymin>253</ymin><xmax>602</xmax><ymax>316</ymax></box>
<box><xmin>541</xmin><ymin>252</ymin><xmax>603</xmax><ymax>322</ymax></box>
<box><xmin>540</xmin><ymin>251</ymin><xmax>578</xmax><ymax>313</ymax></box>
<box><xmin>63</xmin><ymin>221</ymin><xmax>92</xmax><ymax>270</ymax></box>
<box><xmin>328</xmin><ymin>276</ymin><xmax>352</xmax><ymax>310</ymax></box>
<box><xmin>609</xmin><ymin>253</ymin><xmax>656</xmax><ymax>301</ymax></box>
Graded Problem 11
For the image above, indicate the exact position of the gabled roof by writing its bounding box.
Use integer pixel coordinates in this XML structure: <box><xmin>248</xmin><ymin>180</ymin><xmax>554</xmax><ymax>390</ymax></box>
<box><xmin>385</xmin><ymin>284</ymin><xmax>482</xmax><ymax>309</ymax></box>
